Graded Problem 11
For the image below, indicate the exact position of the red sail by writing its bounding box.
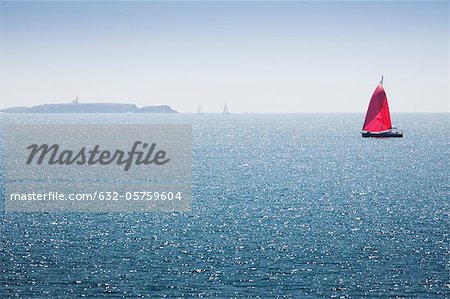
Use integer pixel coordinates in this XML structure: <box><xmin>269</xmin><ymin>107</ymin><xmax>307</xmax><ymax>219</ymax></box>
<box><xmin>362</xmin><ymin>84</ymin><xmax>392</xmax><ymax>132</ymax></box>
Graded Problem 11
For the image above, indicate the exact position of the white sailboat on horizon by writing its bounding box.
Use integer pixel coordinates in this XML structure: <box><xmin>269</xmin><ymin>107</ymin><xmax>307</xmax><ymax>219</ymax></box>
<box><xmin>223</xmin><ymin>103</ymin><xmax>230</xmax><ymax>114</ymax></box>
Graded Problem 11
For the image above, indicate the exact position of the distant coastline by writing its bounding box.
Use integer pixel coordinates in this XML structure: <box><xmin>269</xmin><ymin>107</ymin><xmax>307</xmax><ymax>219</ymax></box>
<box><xmin>0</xmin><ymin>103</ymin><xmax>178</xmax><ymax>113</ymax></box>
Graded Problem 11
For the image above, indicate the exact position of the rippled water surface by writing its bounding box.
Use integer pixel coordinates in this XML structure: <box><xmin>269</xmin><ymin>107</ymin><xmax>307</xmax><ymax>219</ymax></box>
<box><xmin>0</xmin><ymin>114</ymin><xmax>448</xmax><ymax>297</ymax></box>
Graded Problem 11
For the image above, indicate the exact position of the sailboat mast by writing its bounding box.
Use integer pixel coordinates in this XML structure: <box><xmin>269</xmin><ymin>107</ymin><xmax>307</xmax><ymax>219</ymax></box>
<box><xmin>380</xmin><ymin>75</ymin><xmax>384</xmax><ymax>86</ymax></box>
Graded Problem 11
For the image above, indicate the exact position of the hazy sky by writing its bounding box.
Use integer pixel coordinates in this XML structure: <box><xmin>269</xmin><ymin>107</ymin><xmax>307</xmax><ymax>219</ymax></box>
<box><xmin>0</xmin><ymin>1</ymin><xmax>448</xmax><ymax>113</ymax></box>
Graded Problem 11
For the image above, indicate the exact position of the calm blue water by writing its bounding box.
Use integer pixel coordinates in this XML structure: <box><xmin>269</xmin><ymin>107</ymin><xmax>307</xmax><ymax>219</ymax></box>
<box><xmin>0</xmin><ymin>113</ymin><xmax>448</xmax><ymax>298</ymax></box>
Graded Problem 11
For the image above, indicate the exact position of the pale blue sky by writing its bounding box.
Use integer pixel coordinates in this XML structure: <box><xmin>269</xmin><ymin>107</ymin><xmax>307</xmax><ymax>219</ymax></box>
<box><xmin>0</xmin><ymin>1</ymin><xmax>448</xmax><ymax>112</ymax></box>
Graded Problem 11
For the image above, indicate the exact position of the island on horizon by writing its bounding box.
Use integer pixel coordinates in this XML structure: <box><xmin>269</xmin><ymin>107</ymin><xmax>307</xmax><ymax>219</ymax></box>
<box><xmin>0</xmin><ymin>98</ymin><xmax>178</xmax><ymax>113</ymax></box>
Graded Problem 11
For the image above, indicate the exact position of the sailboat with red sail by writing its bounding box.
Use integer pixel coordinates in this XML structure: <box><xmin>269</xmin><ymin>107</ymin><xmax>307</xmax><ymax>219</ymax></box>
<box><xmin>362</xmin><ymin>76</ymin><xmax>403</xmax><ymax>138</ymax></box>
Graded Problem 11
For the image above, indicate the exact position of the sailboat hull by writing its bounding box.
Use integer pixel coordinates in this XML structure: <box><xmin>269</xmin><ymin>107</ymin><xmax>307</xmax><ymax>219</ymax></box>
<box><xmin>362</xmin><ymin>130</ymin><xmax>403</xmax><ymax>138</ymax></box>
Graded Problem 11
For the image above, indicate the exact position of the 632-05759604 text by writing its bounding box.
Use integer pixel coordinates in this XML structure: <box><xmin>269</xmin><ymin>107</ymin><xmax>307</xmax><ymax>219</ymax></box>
<box><xmin>9</xmin><ymin>191</ymin><xmax>184</xmax><ymax>201</ymax></box>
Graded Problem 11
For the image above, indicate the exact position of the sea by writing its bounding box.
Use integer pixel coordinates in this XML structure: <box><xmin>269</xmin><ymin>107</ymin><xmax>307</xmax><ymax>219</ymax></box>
<box><xmin>0</xmin><ymin>113</ymin><xmax>448</xmax><ymax>298</ymax></box>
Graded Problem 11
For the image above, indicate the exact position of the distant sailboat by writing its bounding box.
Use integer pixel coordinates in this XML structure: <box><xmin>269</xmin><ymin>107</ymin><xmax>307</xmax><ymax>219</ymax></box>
<box><xmin>223</xmin><ymin>104</ymin><xmax>230</xmax><ymax>114</ymax></box>
<box><xmin>362</xmin><ymin>76</ymin><xmax>403</xmax><ymax>138</ymax></box>
<box><xmin>197</xmin><ymin>105</ymin><xmax>202</xmax><ymax>114</ymax></box>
